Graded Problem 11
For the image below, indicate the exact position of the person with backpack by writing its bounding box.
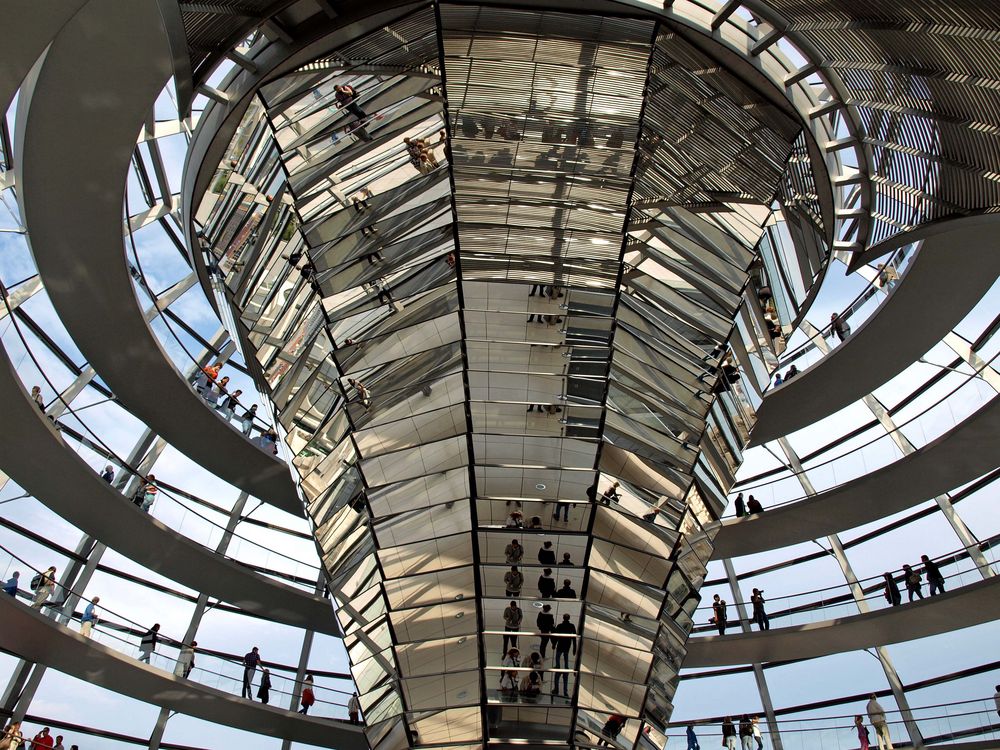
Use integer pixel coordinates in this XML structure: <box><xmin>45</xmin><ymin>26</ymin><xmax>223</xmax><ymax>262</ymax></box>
<box><xmin>30</xmin><ymin>567</ymin><xmax>56</xmax><ymax>610</ymax></box>
<box><xmin>903</xmin><ymin>564</ymin><xmax>923</xmax><ymax>601</ymax></box>
<box><xmin>133</xmin><ymin>475</ymin><xmax>157</xmax><ymax>513</ymax></box>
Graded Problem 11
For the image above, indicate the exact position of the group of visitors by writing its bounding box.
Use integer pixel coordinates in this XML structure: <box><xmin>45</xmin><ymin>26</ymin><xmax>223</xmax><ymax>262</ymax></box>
<box><xmin>5</xmin><ymin>553</ymin><xmax>368</xmax><ymax>725</ymax></box>
<box><xmin>882</xmin><ymin>555</ymin><xmax>946</xmax><ymax>605</ymax></box>
<box><xmin>773</xmin><ymin>364</ymin><xmax>798</xmax><ymax>385</ymax></box>
<box><xmin>714</xmin><ymin>716</ymin><xmax>765</xmax><ymax>750</ymax></box>
<box><xmin>0</xmin><ymin>723</ymin><xmax>80</xmax><ymax>750</ymax></box>
<box><xmin>194</xmin><ymin>361</ymin><xmax>272</xmax><ymax>443</ymax></box>
<box><xmin>403</xmin><ymin>131</ymin><xmax>446</xmax><ymax>174</ymax></box>
<box><xmin>709</xmin><ymin>590</ymin><xmax>769</xmax><ymax>634</ymax></box>
<box><xmin>498</xmin><ymin>609</ymin><xmax>578</xmax><ymax>699</ymax></box>
<box><xmin>501</xmin><ymin>568</ymin><xmax>576</xmax><ymax>599</ymax></box>
<box><xmin>731</xmin><ymin>493</ymin><xmax>764</xmax><ymax>518</ymax></box>
<box><xmin>3</xmin><ymin>567</ymin><xmax>59</xmax><ymax>612</ymax></box>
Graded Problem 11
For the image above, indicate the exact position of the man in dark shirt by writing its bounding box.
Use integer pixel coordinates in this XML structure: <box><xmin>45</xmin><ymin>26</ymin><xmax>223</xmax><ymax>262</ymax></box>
<box><xmin>721</xmin><ymin>717</ymin><xmax>737</xmax><ymax>750</ymax></box>
<box><xmin>552</xmin><ymin>614</ymin><xmax>577</xmax><ymax>697</ymax></box>
<box><xmin>559</xmin><ymin>553</ymin><xmax>574</xmax><ymax>566</ymax></box>
<box><xmin>538</xmin><ymin>541</ymin><xmax>556</xmax><ymax>565</ymax></box>
<box><xmin>555</xmin><ymin>579</ymin><xmax>576</xmax><ymax>598</ymax></box>
<box><xmin>242</xmin><ymin>646</ymin><xmax>261</xmax><ymax>699</ymax></box>
<box><xmin>504</xmin><ymin>565</ymin><xmax>523</xmax><ymax>597</ymax></box>
<box><xmin>538</xmin><ymin>568</ymin><xmax>556</xmax><ymax>598</ymax></box>
<box><xmin>502</xmin><ymin>600</ymin><xmax>522</xmax><ymax>653</ymax></box>
<box><xmin>537</xmin><ymin>604</ymin><xmax>555</xmax><ymax>658</ymax></box>
<box><xmin>921</xmin><ymin>554</ymin><xmax>946</xmax><ymax>595</ymax></box>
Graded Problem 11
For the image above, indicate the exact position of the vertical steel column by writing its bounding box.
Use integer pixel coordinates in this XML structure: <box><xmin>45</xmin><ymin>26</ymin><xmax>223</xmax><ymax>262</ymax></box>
<box><xmin>147</xmin><ymin>491</ymin><xmax>250</xmax><ymax>749</ymax></box>
<box><xmin>777</xmin><ymin>437</ymin><xmax>924</xmax><ymax>748</ymax></box>
<box><xmin>278</xmin><ymin>571</ymin><xmax>327</xmax><ymax>750</ymax></box>
<box><xmin>723</xmin><ymin>559</ymin><xmax>783</xmax><ymax>750</ymax></box>
<box><xmin>802</xmin><ymin>320</ymin><xmax>994</xmax><ymax>579</ymax></box>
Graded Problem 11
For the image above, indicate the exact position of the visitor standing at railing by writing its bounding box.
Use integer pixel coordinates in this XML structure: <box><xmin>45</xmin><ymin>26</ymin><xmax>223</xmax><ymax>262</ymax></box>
<box><xmin>257</xmin><ymin>668</ymin><xmax>271</xmax><ymax>704</ymax></box>
<box><xmin>902</xmin><ymin>564</ymin><xmax>923</xmax><ymax>601</ymax></box>
<box><xmin>711</xmin><ymin>594</ymin><xmax>728</xmax><ymax>635</ymax></box>
<box><xmin>138</xmin><ymin>623</ymin><xmax>160</xmax><ymax>663</ymax></box>
<box><xmin>0</xmin><ymin>720</ymin><xmax>22</xmax><ymax>750</ymax></box>
<box><xmin>348</xmin><ymin>692</ymin><xmax>361</xmax><ymax>724</ymax></box>
<box><xmin>80</xmin><ymin>596</ymin><xmax>99</xmax><ymax>638</ymax></box>
<box><xmin>29</xmin><ymin>727</ymin><xmax>53</xmax><ymax>749</ymax></box>
<box><xmin>751</xmin><ymin>589</ymin><xmax>769</xmax><ymax>631</ymax></box>
<box><xmin>921</xmin><ymin>554</ymin><xmax>946</xmax><ymax>596</ymax></box>
<box><xmin>174</xmin><ymin>641</ymin><xmax>196</xmax><ymax>679</ymax></box>
<box><xmin>855</xmin><ymin>715</ymin><xmax>870</xmax><ymax>750</ymax></box>
<box><xmin>721</xmin><ymin>717</ymin><xmax>737</xmax><ymax>750</ymax></box>
<box><xmin>299</xmin><ymin>674</ymin><xmax>316</xmax><ymax>714</ymax></box>
<box><xmin>686</xmin><ymin>724</ymin><xmax>700</xmax><ymax>750</ymax></box>
<box><xmin>241</xmin><ymin>646</ymin><xmax>261</xmax><ymax>699</ymax></box>
<box><xmin>883</xmin><ymin>572</ymin><xmax>902</xmax><ymax>607</ymax></box>
<box><xmin>739</xmin><ymin>716</ymin><xmax>753</xmax><ymax>750</ymax></box>
<box><xmin>4</xmin><ymin>572</ymin><xmax>19</xmax><ymax>597</ymax></box>
<box><xmin>751</xmin><ymin>716</ymin><xmax>763</xmax><ymax>750</ymax></box>
<box><xmin>866</xmin><ymin>694</ymin><xmax>894</xmax><ymax>750</ymax></box>
<box><xmin>830</xmin><ymin>312</ymin><xmax>851</xmax><ymax>343</ymax></box>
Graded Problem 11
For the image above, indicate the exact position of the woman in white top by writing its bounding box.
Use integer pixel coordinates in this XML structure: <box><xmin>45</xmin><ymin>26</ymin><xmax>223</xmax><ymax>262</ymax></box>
<box><xmin>174</xmin><ymin>641</ymin><xmax>196</xmax><ymax>678</ymax></box>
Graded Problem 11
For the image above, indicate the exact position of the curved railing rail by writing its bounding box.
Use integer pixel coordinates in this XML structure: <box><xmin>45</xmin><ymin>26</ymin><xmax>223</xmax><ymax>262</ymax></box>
<box><xmin>724</xmin><ymin>348</ymin><xmax>1000</xmax><ymax>512</ymax></box>
<box><xmin>665</xmin><ymin>698</ymin><xmax>1000</xmax><ymax>750</ymax></box>
<box><xmin>0</xmin><ymin>543</ymin><xmax>351</xmax><ymax>719</ymax></box>
<box><xmin>123</xmin><ymin>185</ymin><xmax>277</xmax><ymax>441</ymax></box>
<box><xmin>771</xmin><ymin>246</ymin><xmax>913</xmax><ymax>374</ymax></box>
<box><xmin>690</xmin><ymin>540</ymin><xmax>999</xmax><ymax>635</ymax></box>
<box><xmin>0</xmin><ymin>288</ymin><xmax>320</xmax><ymax>584</ymax></box>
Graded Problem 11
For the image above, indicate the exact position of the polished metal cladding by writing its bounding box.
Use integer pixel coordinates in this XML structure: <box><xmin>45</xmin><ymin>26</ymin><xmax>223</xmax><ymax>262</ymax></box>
<box><xmin>194</xmin><ymin>4</ymin><xmax>821</xmax><ymax>746</ymax></box>
<box><xmin>4</xmin><ymin>0</ymin><xmax>1000</xmax><ymax>748</ymax></box>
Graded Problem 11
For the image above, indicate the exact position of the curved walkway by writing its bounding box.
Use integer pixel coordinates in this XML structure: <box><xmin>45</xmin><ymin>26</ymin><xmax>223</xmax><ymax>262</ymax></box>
<box><xmin>0</xmin><ymin>339</ymin><xmax>338</xmax><ymax>636</ymax></box>
<box><xmin>714</xmin><ymin>393</ymin><xmax>1000</xmax><ymax>559</ymax></box>
<box><xmin>0</xmin><ymin>1</ymin><xmax>88</xmax><ymax>119</ymax></box>
<box><xmin>683</xmin><ymin>575</ymin><xmax>1000</xmax><ymax>667</ymax></box>
<box><xmin>749</xmin><ymin>213</ymin><xmax>1000</xmax><ymax>447</ymax></box>
<box><xmin>0</xmin><ymin>597</ymin><xmax>364</xmax><ymax>749</ymax></box>
<box><xmin>12</xmin><ymin>0</ymin><xmax>300</xmax><ymax>515</ymax></box>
